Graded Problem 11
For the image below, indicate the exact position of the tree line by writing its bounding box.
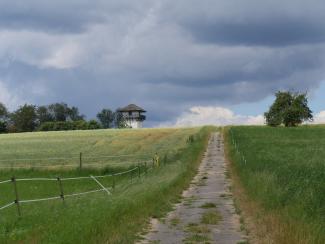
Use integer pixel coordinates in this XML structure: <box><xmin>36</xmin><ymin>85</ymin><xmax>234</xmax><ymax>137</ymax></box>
<box><xmin>0</xmin><ymin>91</ymin><xmax>313</xmax><ymax>133</ymax></box>
<box><xmin>0</xmin><ymin>102</ymin><xmax>128</xmax><ymax>133</ymax></box>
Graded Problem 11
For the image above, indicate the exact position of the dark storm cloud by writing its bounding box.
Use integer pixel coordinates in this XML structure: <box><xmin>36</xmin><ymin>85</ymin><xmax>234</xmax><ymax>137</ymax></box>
<box><xmin>0</xmin><ymin>2</ymin><xmax>102</xmax><ymax>33</ymax></box>
<box><xmin>164</xmin><ymin>0</ymin><xmax>325</xmax><ymax>46</ymax></box>
<box><xmin>185</xmin><ymin>19</ymin><xmax>325</xmax><ymax>46</ymax></box>
<box><xmin>0</xmin><ymin>0</ymin><xmax>325</xmax><ymax>125</ymax></box>
<box><xmin>0</xmin><ymin>1</ymin><xmax>151</xmax><ymax>33</ymax></box>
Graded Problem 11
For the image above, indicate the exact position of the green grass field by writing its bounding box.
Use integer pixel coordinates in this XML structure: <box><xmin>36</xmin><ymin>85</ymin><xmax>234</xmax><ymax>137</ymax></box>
<box><xmin>226</xmin><ymin>126</ymin><xmax>325</xmax><ymax>244</ymax></box>
<box><xmin>0</xmin><ymin>126</ymin><xmax>214</xmax><ymax>243</ymax></box>
<box><xmin>0</xmin><ymin>128</ymin><xmax>199</xmax><ymax>168</ymax></box>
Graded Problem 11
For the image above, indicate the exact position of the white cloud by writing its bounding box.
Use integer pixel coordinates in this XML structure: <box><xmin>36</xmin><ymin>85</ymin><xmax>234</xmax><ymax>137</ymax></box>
<box><xmin>0</xmin><ymin>81</ymin><xmax>23</xmax><ymax>110</ymax></box>
<box><xmin>312</xmin><ymin>111</ymin><xmax>325</xmax><ymax>124</ymax></box>
<box><xmin>0</xmin><ymin>29</ymin><xmax>87</xmax><ymax>69</ymax></box>
<box><xmin>42</xmin><ymin>42</ymin><xmax>83</xmax><ymax>69</ymax></box>
<box><xmin>159</xmin><ymin>106</ymin><xmax>265</xmax><ymax>127</ymax></box>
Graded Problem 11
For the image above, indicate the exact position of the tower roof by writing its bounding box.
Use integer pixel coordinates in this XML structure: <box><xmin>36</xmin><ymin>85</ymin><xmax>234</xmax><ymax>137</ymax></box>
<box><xmin>118</xmin><ymin>104</ymin><xmax>146</xmax><ymax>112</ymax></box>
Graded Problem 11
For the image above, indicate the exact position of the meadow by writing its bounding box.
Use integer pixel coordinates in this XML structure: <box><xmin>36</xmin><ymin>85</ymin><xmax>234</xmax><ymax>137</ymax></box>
<box><xmin>0</xmin><ymin>126</ymin><xmax>214</xmax><ymax>243</ymax></box>
<box><xmin>0</xmin><ymin>128</ymin><xmax>198</xmax><ymax>168</ymax></box>
<box><xmin>226</xmin><ymin>126</ymin><xmax>325</xmax><ymax>244</ymax></box>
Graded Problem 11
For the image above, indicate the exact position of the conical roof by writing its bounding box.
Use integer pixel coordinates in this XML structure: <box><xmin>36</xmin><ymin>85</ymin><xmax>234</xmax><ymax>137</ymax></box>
<box><xmin>118</xmin><ymin>104</ymin><xmax>146</xmax><ymax>112</ymax></box>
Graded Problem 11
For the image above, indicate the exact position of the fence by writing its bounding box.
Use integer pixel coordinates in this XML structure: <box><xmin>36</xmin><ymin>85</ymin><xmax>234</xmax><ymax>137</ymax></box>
<box><xmin>0</xmin><ymin>147</ymin><xmax>176</xmax><ymax>170</ymax></box>
<box><xmin>0</xmin><ymin>153</ymin><xmax>154</xmax><ymax>170</ymax></box>
<box><xmin>0</xmin><ymin>154</ymin><xmax>163</xmax><ymax>217</ymax></box>
<box><xmin>0</xmin><ymin>133</ymin><xmax>199</xmax><ymax>220</ymax></box>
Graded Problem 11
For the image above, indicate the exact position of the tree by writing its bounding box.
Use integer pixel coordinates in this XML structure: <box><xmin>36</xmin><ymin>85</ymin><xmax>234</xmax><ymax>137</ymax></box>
<box><xmin>0</xmin><ymin>102</ymin><xmax>8</xmax><ymax>118</ymax></box>
<box><xmin>48</xmin><ymin>103</ymin><xmax>69</xmax><ymax>121</ymax></box>
<box><xmin>47</xmin><ymin>103</ymin><xmax>84</xmax><ymax>122</ymax></box>
<box><xmin>114</xmin><ymin>110</ymin><xmax>130</xmax><ymax>128</ymax></box>
<box><xmin>0</xmin><ymin>102</ymin><xmax>8</xmax><ymax>133</ymax></box>
<box><xmin>264</xmin><ymin>91</ymin><xmax>313</xmax><ymax>127</ymax></box>
<box><xmin>68</xmin><ymin>106</ymin><xmax>85</xmax><ymax>121</ymax></box>
<box><xmin>10</xmin><ymin>104</ymin><xmax>38</xmax><ymax>132</ymax></box>
<box><xmin>97</xmin><ymin>109</ymin><xmax>114</xmax><ymax>128</ymax></box>
<box><xmin>37</xmin><ymin>105</ymin><xmax>54</xmax><ymax>124</ymax></box>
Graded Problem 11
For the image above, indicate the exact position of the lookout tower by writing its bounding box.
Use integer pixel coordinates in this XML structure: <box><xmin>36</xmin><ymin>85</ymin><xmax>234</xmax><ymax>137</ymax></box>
<box><xmin>118</xmin><ymin>104</ymin><xmax>146</xmax><ymax>128</ymax></box>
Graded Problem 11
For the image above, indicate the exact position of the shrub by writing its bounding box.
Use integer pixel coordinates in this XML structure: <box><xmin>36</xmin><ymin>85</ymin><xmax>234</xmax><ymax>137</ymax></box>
<box><xmin>38</xmin><ymin>120</ymin><xmax>102</xmax><ymax>131</ymax></box>
<box><xmin>88</xmin><ymin>120</ymin><xmax>102</xmax><ymax>129</ymax></box>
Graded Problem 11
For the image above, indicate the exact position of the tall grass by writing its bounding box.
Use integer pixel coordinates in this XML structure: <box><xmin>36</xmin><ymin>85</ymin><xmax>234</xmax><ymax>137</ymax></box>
<box><xmin>0</xmin><ymin>128</ymin><xmax>199</xmax><ymax>168</ymax></box>
<box><xmin>0</xmin><ymin>126</ymin><xmax>215</xmax><ymax>243</ymax></box>
<box><xmin>226</xmin><ymin>126</ymin><xmax>325</xmax><ymax>244</ymax></box>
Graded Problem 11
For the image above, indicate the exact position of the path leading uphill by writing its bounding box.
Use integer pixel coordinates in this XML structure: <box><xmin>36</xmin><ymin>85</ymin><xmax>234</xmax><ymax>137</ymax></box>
<box><xmin>138</xmin><ymin>132</ymin><xmax>246</xmax><ymax>244</ymax></box>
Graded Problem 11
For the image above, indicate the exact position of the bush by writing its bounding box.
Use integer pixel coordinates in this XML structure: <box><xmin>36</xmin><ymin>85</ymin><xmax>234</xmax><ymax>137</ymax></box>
<box><xmin>72</xmin><ymin>120</ymin><xmax>88</xmax><ymax>130</ymax></box>
<box><xmin>88</xmin><ymin>120</ymin><xmax>102</xmax><ymax>129</ymax></box>
<box><xmin>38</xmin><ymin>120</ymin><xmax>102</xmax><ymax>131</ymax></box>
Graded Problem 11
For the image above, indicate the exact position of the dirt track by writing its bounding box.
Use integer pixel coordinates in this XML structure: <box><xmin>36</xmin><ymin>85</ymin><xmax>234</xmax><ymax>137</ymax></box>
<box><xmin>138</xmin><ymin>132</ymin><xmax>246</xmax><ymax>243</ymax></box>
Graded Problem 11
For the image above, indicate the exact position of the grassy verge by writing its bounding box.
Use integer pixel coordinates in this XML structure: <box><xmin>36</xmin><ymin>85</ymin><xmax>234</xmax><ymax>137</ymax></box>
<box><xmin>0</xmin><ymin>126</ymin><xmax>215</xmax><ymax>243</ymax></box>
<box><xmin>224</xmin><ymin>126</ymin><xmax>325</xmax><ymax>244</ymax></box>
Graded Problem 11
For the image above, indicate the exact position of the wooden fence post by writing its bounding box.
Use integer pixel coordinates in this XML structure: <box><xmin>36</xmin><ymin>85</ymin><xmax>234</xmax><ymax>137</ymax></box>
<box><xmin>57</xmin><ymin>177</ymin><xmax>64</xmax><ymax>201</ymax></box>
<box><xmin>138</xmin><ymin>164</ymin><xmax>141</xmax><ymax>179</ymax></box>
<box><xmin>79</xmin><ymin>152</ymin><xmax>82</xmax><ymax>170</ymax></box>
<box><xmin>11</xmin><ymin>177</ymin><xmax>21</xmax><ymax>217</ymax></box>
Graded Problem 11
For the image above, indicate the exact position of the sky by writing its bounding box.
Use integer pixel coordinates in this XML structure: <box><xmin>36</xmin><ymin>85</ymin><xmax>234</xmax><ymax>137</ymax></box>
<box><xmin>0</xmin><ymin>0</ymin><xmax>325</xmax><ymax>127</ymax></box>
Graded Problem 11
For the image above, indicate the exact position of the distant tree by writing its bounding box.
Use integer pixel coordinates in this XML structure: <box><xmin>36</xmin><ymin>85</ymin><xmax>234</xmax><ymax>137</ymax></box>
<box><xmin>47</xmin><ymin>103</ymin><xmax>84</xmax><ymax>122</ymax></box>
<box><xmin>0</xmin><ymin>102</ymin><xmax>8</xmax><ymax>118</ymax></box>
<box><xmin>97</xmin><ymin>109</ymin><xmax>114</xmax><ymax>128</ymax></box>
<box><xmin>114</xmin><ymin>110</ymin><xmax>130</xmax><ymax>128</ymax></box>
<box><xmin>48</xmin><ymin>103</ymin><xmax>69</xmax><ymax>121</ymax></box>
<box><xmin>264</xmin><ymin>91</ymin><xmax>313</xmax><ymax>127</ymax></box>
<box><xmin>68</xmin><ymin>106</ymin><xmax>85</xmax><ymax>121</ymax></box>
<box><xmin>37</xmin><ymin>105</ymin><xmax>54</xmax><ymax>124</ymax></box>
<box><xmin>0</xmin><ymin>102</ymin><xmax>8</xmax><ymax>133</ymax></box>
<box><xmin>0</xmin><ymin>121</ymin><xmax>6</xmax><ymax>133</ymax></box>
<box><xmin>11</xmin><ymin>104</ymin><xmax>38</xmax><ymax>132</ymax></box>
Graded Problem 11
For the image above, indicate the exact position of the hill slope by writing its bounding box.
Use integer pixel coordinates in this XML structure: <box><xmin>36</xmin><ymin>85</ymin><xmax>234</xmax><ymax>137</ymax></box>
<box><xmin>0</xmin><ymin>127</ymin><xmax>214</xmax><ymax>243</ymax></box>
<box><xmin>0</xmin><ymin>128</ymin><xmax>199</xmax><ymax>168</ymax></box>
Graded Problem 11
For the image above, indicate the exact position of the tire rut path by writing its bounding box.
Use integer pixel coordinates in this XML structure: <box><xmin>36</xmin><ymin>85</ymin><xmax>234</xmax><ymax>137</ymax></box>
<box><xmin>138</xmin><ymin>132</ymin><xmax>247</xmax><ymax>243</ymax></box>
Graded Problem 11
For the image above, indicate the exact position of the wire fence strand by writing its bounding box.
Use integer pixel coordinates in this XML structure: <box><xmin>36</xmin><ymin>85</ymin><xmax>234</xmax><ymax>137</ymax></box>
<box><xmin>0</xmin><ymin>153</ymin><xmax>157</xmax><ymax>163</ymax></box>
<box><xmin>64</xmin><ymin>189</ymin><xmax>106</xmax><ymax>198</ymax></box>
<box><xmin>60</xmin><ymin>176</ymin><xmax>93</xmax><ymax>181</ymax></box>
<box><xmin>0</xmin><ymin>179</ymin><xmax>11</xmax><ymax>184</ymax></box>
<box><xmin>0</xmin><ymin>149</ymin><xmax>166</xmax><ymax>216</ymax></box>
<box><xmin>20</xmin><ymin>196</ymin><xmax>62</xmax><ymax>204</ymax></box>
<box><xmin>0</xmin><ymin>202</ymin><xmax>15</xmax><ymax>211</ymax></box>
<box><xmin>0</xmin><ymin>164</ymin><xmax>151</xmax><ymax>213</ymax></box>
<box><xmin>16</xmin><ymin>178</ymin><xmax>58</xmax><ymax>182</ymax></box>
<box><xmin>0</xmin><ymin>159</ymin><xmax>152</xmax><ymax>170</ymax></box>
<box><xmin>0</xmin><ymin>167</ymin><xmax>141</xmax><ymax>184</ymax></box>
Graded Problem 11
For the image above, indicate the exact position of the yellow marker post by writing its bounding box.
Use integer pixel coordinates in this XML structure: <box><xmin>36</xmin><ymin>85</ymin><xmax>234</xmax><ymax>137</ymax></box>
<box><xmin>154</xmin><ymin>153</ymin><xmax>160</xmax><ymax>167</ymax></box>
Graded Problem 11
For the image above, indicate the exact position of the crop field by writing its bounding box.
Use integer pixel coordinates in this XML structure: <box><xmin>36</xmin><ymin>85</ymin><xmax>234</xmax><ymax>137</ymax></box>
<box><xmin>0</xmin><ymin>128</ymin><xmax>199</xmax><ymax>169</ymax></box>
<box><xmin>226</xmin><ymin>126</ymin><xmax>325</xmax><ymax>244</ymax></box>
<box><xmin>0</xmin><ymin>126</ymin><xmax>213</xmax><ymax>243</ymax></box>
